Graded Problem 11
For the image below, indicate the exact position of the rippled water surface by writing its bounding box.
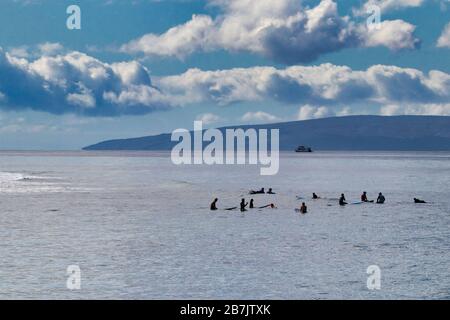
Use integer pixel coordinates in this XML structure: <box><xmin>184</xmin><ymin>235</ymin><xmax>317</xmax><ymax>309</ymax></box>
<box><xmin>0</xmin><ymin>151</ymin><xmax>449</xmax><ymax>299</ymax></box>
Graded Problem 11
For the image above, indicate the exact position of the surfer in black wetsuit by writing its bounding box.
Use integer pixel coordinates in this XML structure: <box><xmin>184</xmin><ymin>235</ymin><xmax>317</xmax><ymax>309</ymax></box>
<box><xmin>313</xmin><ymin>193</ymin><xmax>319</xmax><ymax>199</ymax></box>
<box><xmin>210</xmin><ymin>198</ymin><xmax>218</xmax><ymax>211</ymax></box>
<box><xmin>414</xmin><ymin>198</ymin><xmax>426</xmax><ymax>204</ymax></box>
<box><xmin>300</xmin><ymin>202</ymin><xmax>307</xmax><ymax>214</ymax></box>
<box><xmin>249</xmin><ymin>199</ymin><xmax>254</xmax><ymax>209</ymax></box>
<box><xmin>267</xmin><ymin>188</ymin><xmax>275</xmax><ymax>194</ymax></box>
<box><xmin>240</xmin><ymin>199</ymin><xmax>248</xmax><ymax>212</ymax></box>
<box><xmin>377</xmin><ymin>193</ymin><xmax>385</xmax><ymax>204</ymax></box>
<box><xmin>339</xmin><ymin>194</ymin><xmax>347</xmax><ymax>206</ymax></box>
<box><xmin>249</xmin><ymin>188</ymin><xmax>265</xmax><ymax>195</ymax></box>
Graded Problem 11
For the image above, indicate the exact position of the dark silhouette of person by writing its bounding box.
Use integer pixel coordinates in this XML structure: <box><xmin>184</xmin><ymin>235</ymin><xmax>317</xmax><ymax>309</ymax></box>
<box><xmin>249</xmin><ymin>188</ymin><xmax>265</xmax><ymax>195</ymax></box>
<box><xmin>240</xmin><ymin>199</ymin><xmax>248</xmax><ymax>212</ymax></box>
<box><xmin>339</xmin><ymin>194</ymin><xmax>347</xmax><ymax>206</ymax></box>
<box><xmin>300</xmin><ymin>202</ymin><xmax>307</xmax><ymax>214</ymax></box>
<box><xmin>361</xmin><ymin>191</ymin><xmax>368</xmax><ymax>202</ymax></box>
<box><xmin>259</xmin><ymin>203</ymin><xmax>277</xmax><ymax>209</ymax></box>
<box><xmin>267</xmin><ymin>188</ymin><xmax>275</xmax><ymax>194</ymax></box>
<box><xmin>210</xmin><ymin>198</ymin><xmax>218</xmax><ymax>211</ymax></box>
<box><xmin>249</xmin><ymin>199</ymin><xmax>254</xmax><ymax>209</ymax></box>
<box><xmin>313</xmin><ymin>193</ymin><xmax>319</xmax><ymax>199</ymax></box>
<box><xmin>377</xmin><ymin>193</ymin><xmax>386</xmax><ymax>204</ymax></box>
<box><xmin>414</xmin><ymin>198</ymin><xmax>427</xmax><ymax>204</ymax></box>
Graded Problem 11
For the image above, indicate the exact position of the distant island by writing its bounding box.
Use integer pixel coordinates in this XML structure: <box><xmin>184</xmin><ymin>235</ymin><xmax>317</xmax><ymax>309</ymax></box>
<box><xmin>83</xmin><ymin>115</ymin><xmax>450</xmax><ymax>151</ymax></box>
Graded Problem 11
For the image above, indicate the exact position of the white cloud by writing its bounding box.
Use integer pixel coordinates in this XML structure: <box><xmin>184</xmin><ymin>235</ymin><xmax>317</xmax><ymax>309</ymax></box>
<box><xmin>1</xmin><ymin>47</ymin><xmax>449</xmax><ymax>118</ymax></box>
<box><xmin>297</xmin><ymin>105</ymin><xmax>335</xmax><ymax>120</ymax></box>
<box><xmin>0</xmin><ymin>47</ymin><xmax>168</xmax><ymax>116</ymax></box>
<box><xmin>196</xmin><ymin>112</ymin><xmax>221</xmax><ymax>124</ymax></box>
<box><xmin>120</xmin><ymin>0</ymin><xmax>420</xmax><ymax>64</ymax></box>
<box><xmin>241</xmin><ymin>111</ymin><xmax>280</xmax><ymax>123</ymax></box>
<box><xmin>437</xmin><ymin>23</ymin><xmax>450</xmax><ymax>48</ymax></box>
<box><xmin>157</xmin><ymin>64</ymin><xmax>450</xmax><ymax>107</ymax></box>
<box><xmin>37</xmin><ymin>42</ymin><xmax>64</xmax><ymax>56</ymax></box>
<box><xmin>380</xmin><ymin>103</ymin><xmax>450</xmax><ymax>116</ymax></box>
<box><xmin>364</xmin><ymin>20</ymin><xmax>420</xmax><ymax>50</ymax></box>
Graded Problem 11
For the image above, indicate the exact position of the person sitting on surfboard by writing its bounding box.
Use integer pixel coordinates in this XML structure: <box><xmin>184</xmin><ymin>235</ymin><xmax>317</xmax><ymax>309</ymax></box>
<box><xmin>377</xmin><ymin>193</ymin><xmax>386</xmax><ymax>204</ymax></box>
<box><xmin>210</xmin><ymin>198</ymin><xmax>218</xmax><ymax>211</ymax></box>
<box><xmin>339</xmin><ymin>194</ymin><xmax>347</xmax><ymax>206</ymax></box>
<box><xmin>240</xmin><ymin>199</ymin><xmax>248</xmax><ymax>212</ymax></box>
<box><xmin>300</xmin><ymin>202</ymin><xmax>307</xmax><ymax>214</ymax></box>
<box><xmin>249</xmin><ymin>199</ymin><xmax>254</xmax><ymax>209</ymax></box>
<box><xmin>313</xmin><ymin>193</ymin><xmax>320</xmax><ymax>199</ymax></box>
<box><xmin>361</xmin><ymin>192</ymin><xmax>368</xmax><ymax>202</ymax></box>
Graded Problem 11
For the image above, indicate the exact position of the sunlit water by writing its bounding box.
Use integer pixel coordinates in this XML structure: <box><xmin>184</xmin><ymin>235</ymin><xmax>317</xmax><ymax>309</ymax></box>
<box><xmin>0</xmin><ymin>151</ymin><xmax>449</xmax><ymax>299</ymax></box>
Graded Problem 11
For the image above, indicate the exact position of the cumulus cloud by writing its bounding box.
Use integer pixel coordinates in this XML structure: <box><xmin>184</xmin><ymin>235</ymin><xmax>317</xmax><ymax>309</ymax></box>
<box><xmin>8</xmin><ymin>42</ymin><xmax>65</xmax><ymax>59</ymax></box>
<box><xmin>380</xmin><ymin>103</ymin><xmax>450</xmax><ymax>116</ymax></box>
<box><xmin>120</xmin><ymin>0</ymin><xmax>420</xmax><ymax>64</ymax></box>
<box><xmin>241</xmin><ymin>111</ymin><xmax>280</xmax><ymax>123</ymax></box>
<box><xmin>156</xmin><ymin>64</ymin><xmax>450</xmax><ymax>107</ymax></box>
<box><xmin>2</xmin><ymin>47</ymin><xmax>449</xmax><ymax>118</ymax></box>
<box><xmin>0</xmin><ymin>48</ymin><xmax>168</xmax><ymax>116</ymax></box>
<box><xmin>437</xmin><ymin>23</ymin><xmax>450</xmax><ymax>48</ymax></box>
<box><xmin>364</xmin><ymin>20</ymin><xmax>420</xmax><ymax>50</ymax></box>
<box><xmin>297</xmin><ymin>105</ymin><xmax>335</xmax><ymax>120</ymax></box>
<box><xmin>196</xmin><ymin>112</ymin><xmax>221</xmax><ymax>124</ymax></box>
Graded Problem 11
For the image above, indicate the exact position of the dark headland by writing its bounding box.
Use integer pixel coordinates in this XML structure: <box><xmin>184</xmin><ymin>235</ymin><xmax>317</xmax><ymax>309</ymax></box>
<box><xmin>83</xmin><ymin>115</ymin><xmax>450</xmax><ymax>151</ymax></box>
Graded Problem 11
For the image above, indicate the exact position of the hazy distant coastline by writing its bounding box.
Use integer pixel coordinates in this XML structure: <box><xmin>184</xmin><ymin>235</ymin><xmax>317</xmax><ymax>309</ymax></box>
<box><xmin>84</xmin><ymin>115</ymin><xmax>450</xmax><ymax>151</ymax></box>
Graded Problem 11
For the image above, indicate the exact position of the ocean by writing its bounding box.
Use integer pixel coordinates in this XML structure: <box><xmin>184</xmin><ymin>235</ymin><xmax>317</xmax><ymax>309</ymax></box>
<box><xmin>0</xmin><ymin>151</ymin><xmax>449</xmax><ymax>299</ymax></box>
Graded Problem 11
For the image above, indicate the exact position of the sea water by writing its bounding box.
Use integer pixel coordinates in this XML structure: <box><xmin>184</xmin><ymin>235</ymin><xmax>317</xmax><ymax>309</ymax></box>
<box><xmin>0</xmin><ymin>151</ymin><xmax>449</xmax><ymax>299</ymax></box>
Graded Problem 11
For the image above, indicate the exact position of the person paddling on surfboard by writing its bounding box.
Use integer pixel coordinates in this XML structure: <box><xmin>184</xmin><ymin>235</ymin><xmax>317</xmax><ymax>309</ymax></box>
<box><xmin>249</xmin><ymin>188</ymin><xmax>265</xmax><ymax>195</ymax></box>
<box><xmin>414</xmin><ymin>198</ymin><xmax>427</xmax><ymax>204</ymax></box>
<box><xmin>339</xmin><ymin>194</ymin><xmax>347</xmax><ymax>206</ymax></box>
<box><xmin>210</xmin><ymin>198</ymin><xmax>218</xmax><ymax>211</ymax></box>
<box><xmin>259</xmin><ymin>203</ymin><xmax>277</xmax><ymax>209</ymax></box>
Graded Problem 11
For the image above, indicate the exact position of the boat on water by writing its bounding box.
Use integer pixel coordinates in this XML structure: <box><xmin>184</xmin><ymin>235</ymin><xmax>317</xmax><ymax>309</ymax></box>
<box><xmin>295</xmin><ymin>146</ymin><xmax>313</xmax><ymax>153</ymax></box>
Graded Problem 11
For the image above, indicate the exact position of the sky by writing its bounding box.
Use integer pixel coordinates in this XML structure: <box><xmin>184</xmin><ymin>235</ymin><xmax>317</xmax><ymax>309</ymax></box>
<box><xmin>0</xmin><ymin>0</ymin><xmax>449</xmax><ymax>149</ymax></box>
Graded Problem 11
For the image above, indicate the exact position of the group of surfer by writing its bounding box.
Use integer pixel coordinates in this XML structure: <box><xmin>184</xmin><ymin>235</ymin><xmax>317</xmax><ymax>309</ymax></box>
<box><xmin>210</xmin><ymin>198</ymin><xmax>277</xmax><ymax>212</ymax></box>
<box><xmin>210</xmin><ymin>188</ymin><xmax>278</xmax><ymax>212</ymax></box>
<box><xmin>337</xmin><ymin>191</ymin><xmax>386</xmax><ymax>206</ymax></box>
<box><xmin>249</xmin><ymin>188</ymin><xmax>276</xmax><ymax>195</ymax></box>
<box><xmin>210</xmin><ymin>190</ymin><xmax>427</xmax><ymax>212</ymax></box>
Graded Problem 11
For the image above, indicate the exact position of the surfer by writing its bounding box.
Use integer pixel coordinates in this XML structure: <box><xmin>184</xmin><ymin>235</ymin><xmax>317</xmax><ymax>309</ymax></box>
<box><xmin>361</xmin><ymin>192</ymin><xmax>368</xmax><ymax>202</ymax></box>
<box><xmin>376</xmin><ymin>193</ymin><xmax>386</xmax><ymax>204</ymax></box>
<box><xmin>249</xmin><ymin>188</ymin><xmax>265</xmax><ymax>195</ymax></box>
<box><xmin>210</xmin><ymin>198</ymin><xmax>218</xmax><ymax>211</ymax></box>
<box><xmin>240</xmin><ymin>199</ymin><xmax>248</xmax><ymax>212</ymax></box>
<box><xmin>267</xmin><ymin>188</ymin><xmax>275</xmax><ymax>194</ymax></box>
<box><xmin>339</xmin><ymin>194</ymin><xmax>347</xmax><ymax>206</ymax></box>
<box><xmin>313</xmin><ymin>193</ymin><xmax>320</xmax><ymax>199</ymax></box>
<box><xmin>300</xmin><ymin>202</ymin><xmax>307</xmax><ymax>214</ymax></box>
<box><xmin>249</xmin><ymin>199</ymin><xmax>255</xmax><ymax>209</ymax></box>
<box><xmin>414</xmin><ymin>198</ymin><xmax>427</xmax><ymax>204</ymax></box>
<box><xmin>259</xmin><ymin>203</ymin><xmax>277</xmax><ymax>209</ymax></box>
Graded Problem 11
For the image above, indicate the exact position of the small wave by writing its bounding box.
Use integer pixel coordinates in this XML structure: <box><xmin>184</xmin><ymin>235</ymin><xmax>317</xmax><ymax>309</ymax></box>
<box><xmin>0</xmin><ymin>172</ymin><xmax>25</xmax><ymax>182</ymax></box>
